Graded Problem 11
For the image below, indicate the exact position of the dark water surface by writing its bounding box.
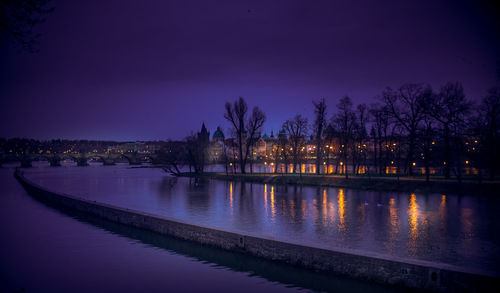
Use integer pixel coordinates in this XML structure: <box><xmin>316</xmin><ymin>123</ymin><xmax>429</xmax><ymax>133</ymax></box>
<box><xmin>22</xmin><ymin>165</ymin><xmax>500</xmax><ymax>273</ymax></box>
<box><xmin>0</xmin><ymin>166</ymin><xmax>403</xmax><ymax>293</ymax></box>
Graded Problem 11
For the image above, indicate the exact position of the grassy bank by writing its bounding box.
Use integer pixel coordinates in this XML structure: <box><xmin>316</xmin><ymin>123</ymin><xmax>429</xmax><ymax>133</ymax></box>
<box><xmin>179</xmin><ymin>172</ymin><xmax>500</xmax><ymax>196</ymax></box>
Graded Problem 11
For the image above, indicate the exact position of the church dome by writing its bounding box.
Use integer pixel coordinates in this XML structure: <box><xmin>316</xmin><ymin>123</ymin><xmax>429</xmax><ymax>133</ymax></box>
<box><xmin>212</xmin><ymin>127</ymin><xmax>224</xmax><ymax>140</ymax></box>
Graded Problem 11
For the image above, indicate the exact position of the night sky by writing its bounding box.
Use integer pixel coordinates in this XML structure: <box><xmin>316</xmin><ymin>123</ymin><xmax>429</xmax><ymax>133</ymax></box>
<box><xmin>1</xmin><ymin>0</ymin><xmax>499</xmax><ymax>141</ymax></box>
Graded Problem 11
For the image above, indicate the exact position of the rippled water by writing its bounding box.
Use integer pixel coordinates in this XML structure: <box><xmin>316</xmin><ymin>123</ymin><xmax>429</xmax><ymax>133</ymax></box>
<box><xmin>1</xmin><ymin>166</ymin><xmax>404</xmax><ymax>293</ymax></box>
<box><xmin>23</xmin><ymin>165</ymin><xmax>500</xmax><ymax>273</ymax></box>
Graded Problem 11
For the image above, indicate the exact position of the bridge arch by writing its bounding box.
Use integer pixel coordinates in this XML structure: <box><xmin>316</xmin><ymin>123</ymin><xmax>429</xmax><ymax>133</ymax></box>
<box><xmin>117</xmin><ymin>153</ymin><xmax>140</xmax><ymax>165</ymax></box>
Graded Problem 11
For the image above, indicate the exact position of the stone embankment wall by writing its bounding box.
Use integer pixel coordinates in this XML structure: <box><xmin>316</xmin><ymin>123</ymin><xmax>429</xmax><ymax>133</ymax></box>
<box><xmin>15</xmin><ymin>170</ymin><xmax>499</xmax><ymax>292</ymax></box>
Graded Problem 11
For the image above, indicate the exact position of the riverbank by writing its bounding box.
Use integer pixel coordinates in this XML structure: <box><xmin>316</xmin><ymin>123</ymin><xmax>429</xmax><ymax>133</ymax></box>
<box><xmin>14</xmin><ymin>169</ymin><xmax>500</xmax><ymax>292</ymax></box>
<box><xmin>180</xmin><ymin>172</ymin><xmax>500</xmax><ymax>196</ymax></box>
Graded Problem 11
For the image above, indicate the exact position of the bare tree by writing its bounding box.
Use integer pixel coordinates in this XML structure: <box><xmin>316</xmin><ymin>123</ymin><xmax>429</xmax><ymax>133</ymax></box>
<box><xmin>479</xmin><ymin>87</ymin><xmax>500</xmax><ymax>180</ymax></box>
<box><xmin>224</xmin><ymin>97</ymin><xmax>266</xmax><ymax>174</ymax></box>
<box><xmin>224</xmin><ymin>98</ymin><xmax>247</xmax><ymax>172</ymax></box>
<box><xmin>381</xmin><ymin>83</ymin><xmax>431</xmax><ymax>176</ymax></box>
<box><xmin>333</xmin><ymin>96</ymin><xmax>357</xmax><ymax>179</ymax></box>
<box><xmin>278</xmin><ymin>131</ymin><xmax>290</xmax><ymax>173</ymax></box>
<box><xmin>246</xmin><ymin>107</ymin><xmax>266</xmax><ymax>172</ymax></box>
<box><xmin>354</xmin><ymin>103</ymin><xmax>368</xmax><ymax>174</ymax></box>
<box><xmin>418</xmin><ymin>113</ymin><xmax>436</xmax><ymax>182</ymax></box>
<box><xmin>158</xmin><ymin>142</ymin><xmax>187</xmax><ymax>176</ymax></box>
<box><xmin>323</xmin><ymin>123</ymin><xmax>336</xmax><ymax>174</ymax></box>
<box><xmin>369</xmin><ymin>103</ymin><xmax>390</xmax><ymax>175</ymax></box>
<box><xmin>283</xmin><ymin>115</ymin><xmax>308</xmax><ymax>174</ymax></box>
<box><xmin>313</xmin><ymin>98</ymin><xmax>327</xmax><ymax>174</ymax></box>
<box><xmin>426</xmin><ymin>82</ymin><xmax>471</xmax><ymax>178</ymax></box>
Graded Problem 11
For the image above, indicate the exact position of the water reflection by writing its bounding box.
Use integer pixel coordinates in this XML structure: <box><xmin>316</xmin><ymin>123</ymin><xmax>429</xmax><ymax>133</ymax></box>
<box><xmin>24</xmin><ymin>167</ymin><xmax>500</xmax><ymax>273</ymax></box>
<box><xmin>408</xmin><ymin>194</ymin><xmax>419</xmax><ymax>237</ymax></box>
<box><xmin>407</xmin><ymin>193</ymin><xmax>419</xmax><ymax>256</ymax></box>
<box><xmin>186</xmin><ymin>178</ymin><xmax>210</xmax><ymax>213</ymax></box>
<box><xmin>460</xmin><ymin>205</ymin><xmax>474</xmax><ymax>252</ymax></box>
<box><xmin>387</xmin><ymin>198</ymin><xmax>400</xmax><ymax>253</ymax></box>
<box><xmin>338</xmin><ymin>189</ymin><xmax>346</xmax><ymax>234</ymax></box>
<box><xmin>439</xmin><ymin>195</ymin><xmax>447</xmax><ymax>234</ymax></box>
<box><xmin>322</xmin><ymin>189</ymin><xmax>328</xmax><ymax>223</ymax></box>
<box><xmin>264</xmin><ymin>184</ymin><xmax>268</xmax><ymax>217</ymax></box>
<box><xmin>270</xmin><ymin>185</ymin><xmax>276</xmax><ymax>222</ymax></box>
<box><xmin>5</xmin><ymin>172</ymin><xmax>401</xmax><ymax>293</ymax></box>
<box><xmin>229</xmin><ymin>182</ymin><xmax>234</xmax><ymax>216</ymax></box>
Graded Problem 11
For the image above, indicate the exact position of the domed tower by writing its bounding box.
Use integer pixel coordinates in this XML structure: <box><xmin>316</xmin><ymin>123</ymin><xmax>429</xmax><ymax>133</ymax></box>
<box><xmin>209</xmin><ymin>126</ymin><xmax>224</xmax><ymax>163</ymax></box>
<box><xmin>212</xmin><ymin>127</ymin><xmax>225</xmax><ymax>142</ymax></box>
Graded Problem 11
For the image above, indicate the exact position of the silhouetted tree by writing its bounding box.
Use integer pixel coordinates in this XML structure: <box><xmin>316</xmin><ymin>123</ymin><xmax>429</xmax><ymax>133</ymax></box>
<box><xmin>382</xmin><ymin>83</ymin><xmax>431</xmax><ymax>176</ymax></box>
<box><xmin>312</xmin><ymin>98</ymin><xmax>327</xmax><ymax>174</ymax></box>
<box><xmin>323</xmin><ymin>123</ymin><xmax>335</xmax><ymax>174</ymax></box>
<box><xmin>479</xmin><ymin>87</ymin><xmax>500</xmax><ymax>179</ymax></box>
<box><xmin>426</xmin><ymin>82</ymin><xmax>471</xmax><ymax>178</ymax></box>
<box><xmin>418</xmin><ymin>112</ymin><xmax>436</xmax><ymax>182</ymax></box>
<box><xmin>246</xmin><ymin>108</ymin><xmax>266</xmax><ymax>173</ymax></box>
<box><xmin>333</xmin><ymin>96</ymin><xmax>356</xmax><ymax>178</ymax></box>
<box><xmin>369</xmin><ymin>103</ymin><xmax>390</xmax><ymax>175</ymax></box>
<box><xmin>277</xmin><ymin>130</ymin><xmax>290</xmax><ymax>173</ymax></box>
<box><xmin>224</xmin><ymin>97</ymin><xmax>266</xmax><ymax>173</ymax></box>
<box><xmin>158</xmin><ymin>142</ymin><xmax>187</xmax><ymax>176</ymax></box>
<box><xmin>354</xmin><ymin>103</ymin><xmax>368</xmax><ymax>174</ymax></box>
<box><xmin>283</xmin><ymin>115</ymin><xmax>308</xmax><ymax>174</ymax></box>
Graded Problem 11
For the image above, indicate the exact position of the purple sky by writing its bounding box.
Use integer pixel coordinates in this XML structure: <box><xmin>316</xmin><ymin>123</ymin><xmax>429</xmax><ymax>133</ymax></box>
<box><xmin>1</xmin><ymin>0</ymin><xmax>499</xmax><ymax>141</ymax></box>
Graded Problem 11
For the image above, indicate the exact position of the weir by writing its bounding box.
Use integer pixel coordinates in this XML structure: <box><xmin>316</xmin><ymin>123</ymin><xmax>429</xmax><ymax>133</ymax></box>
<box><xmin>14</xmin><ymin>169</ymin><xmax>500</xmax><ymax>292</ymax></box>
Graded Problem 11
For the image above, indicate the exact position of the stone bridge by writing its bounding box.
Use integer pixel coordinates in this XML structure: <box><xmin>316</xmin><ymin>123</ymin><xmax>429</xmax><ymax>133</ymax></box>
<box><xmin>0</xmin><ymin>152</ymin><xmax>158</xmax><ymax>167</ymax></box>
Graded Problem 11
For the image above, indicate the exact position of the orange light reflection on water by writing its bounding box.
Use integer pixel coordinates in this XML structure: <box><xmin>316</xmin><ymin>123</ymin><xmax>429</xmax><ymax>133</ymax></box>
<box><xmin>338</xmin><ymin>189</ymin><xmax>345</xmax><ymax>232</ymax></box>
<box><xmin>386</xmin><ymin>197</ymin><xmax>400</xmax><ymax>252</ymax></box>
<box><xmin>290</xmin><ymin>199</ymin><xmax>296</xmax><ymax>219</ymax></box>
<box><xmin>407</xmin><ymin>193</ymin><xmax>420</xmax><ymax>256</ymax></box>
<box><xmin>270</xmin><ymin>185</ymin><xmax>276</xmax><ymax>220</ymax></box>
<box><xmin>229</xmin><ymin>182</ymin><xmax>234</xmax><ymax>216</ymax></box>
<box><xmin>322</xmin><ymin>189</ymin><xmax>328</xmax><ymax>222</ymax></box>
<box><xmin>409</xmin><ymin>193</ymin><xmax>419</xmax><ymax>238</ymax></box>
<box><xmin>264</xmin><ymin>184</ymin><xmax>268</xmax><ymax>216</ymax></box>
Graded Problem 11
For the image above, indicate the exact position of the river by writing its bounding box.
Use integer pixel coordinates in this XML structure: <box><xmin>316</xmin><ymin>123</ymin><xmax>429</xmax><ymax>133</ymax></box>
<box><xmin>0</xmin><ymin>164</ymin><xmax>402</xmax><ymax>293</ymax></box>
<box><xmin>2</xmin><ymin>163</ymin><xmax>499</xmax><ymax>291</ymax></box>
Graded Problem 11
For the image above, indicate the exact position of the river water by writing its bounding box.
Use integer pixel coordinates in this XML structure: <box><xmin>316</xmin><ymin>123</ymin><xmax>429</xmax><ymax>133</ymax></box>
<box><xmin>1</xmin><ymin>164</ymin><xmax>405</xmax><ymax>293</ymax></box>
<box><xmin>2</xmin><ymin>163</ymin><xmax>499</xmax><ymax>292</ymax></box>
<box><xmin>23</xmin><ymin>164</ymin><xmax>500</xmax><ymax>272</ymax></box>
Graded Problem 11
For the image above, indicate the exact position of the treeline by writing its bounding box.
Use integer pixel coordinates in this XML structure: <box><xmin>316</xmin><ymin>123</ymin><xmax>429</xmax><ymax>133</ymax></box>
<box><xmin>158</xmin><ymin>82</ymin><xmax>500</xmax><ymax>181</ymax></box>
<box><xmin>281</xmin><ymin>83</ymin><xmax>499</xmax><ymax>181</ymax></box>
